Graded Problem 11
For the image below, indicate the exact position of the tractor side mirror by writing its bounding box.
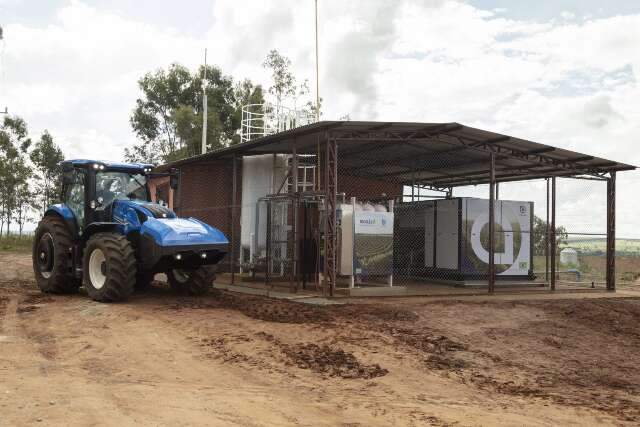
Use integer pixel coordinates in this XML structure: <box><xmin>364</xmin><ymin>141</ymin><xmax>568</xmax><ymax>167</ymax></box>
<box><xmin>169</xmin><ymin>168</ymin><xmax>179</xmax><ymax>190</ymax></box>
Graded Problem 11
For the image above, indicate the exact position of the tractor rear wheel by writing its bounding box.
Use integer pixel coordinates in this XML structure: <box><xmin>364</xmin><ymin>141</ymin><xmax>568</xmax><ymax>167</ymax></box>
<box><xmin>83</xmin><ymin>233</ymin><xmax>136</xmax><ymax>302</ymax></box>
<box><xmin>168</xmin><ymin>266</ymin><xmax>215</xmax><ymax>295</ymax></box>
<box><xmin>32</xmin><ymin>216</ymin><xmax>80</xmax><ymax>294</ymax></box>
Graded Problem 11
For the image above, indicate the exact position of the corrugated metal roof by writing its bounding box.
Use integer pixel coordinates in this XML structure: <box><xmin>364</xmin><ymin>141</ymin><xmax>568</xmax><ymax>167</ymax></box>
<box><xmin>157</xmin><ymin>121</ymin><xmax>635</xmax><ymax>186</ymax></box>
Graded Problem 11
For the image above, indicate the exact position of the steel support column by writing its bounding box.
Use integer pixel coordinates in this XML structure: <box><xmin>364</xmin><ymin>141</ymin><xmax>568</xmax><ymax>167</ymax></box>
<box><xmin>266</xmin><ymin>199</ymin><xmax>272</xmax><ymax>288</ymax></box>
<box><xmin>291</xmin><ymin>139</ymin><xmax>299</xmax><ymax>293</ymax></box>
<box><xmin>230</xmin><ymin>155</ymin><xmax>237</xmax><ymax>285</ymax></box>
<box><xmin>606</xmin><ymin>172</ymin><xmax>616</xmax><ymax>291</ymax></box>
<box><xmin>323</xmin><ymin>134</ymin><xmax>338</xmax><ymax>296</ymax></box>
<box><xmin>545</xmin><ymin>178</ymin><xmax>549</xmax><ymax>283</ymax></box>
<box><xmin>550</xmin><ymin>177</ymin><xmax>556</xmax><ymax>291</ymax></box>
<box><xmin>488</xmin><ymin>153</ymin><xmax>496</xmax><ymax>294</ymax></box>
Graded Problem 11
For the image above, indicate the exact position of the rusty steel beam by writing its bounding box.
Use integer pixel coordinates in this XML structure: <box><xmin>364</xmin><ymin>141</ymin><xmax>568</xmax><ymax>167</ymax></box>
<box><xmin>606</xmin><ymin>172</ymin><xmax>616</xmax><ymax>291</ymax></box>
<box><xmin>335</xmin><ymin>125</ymin><xmax>462</xmax><ymax>159</ymax></box>
<box><xmin>265</xmin><ymin>199</ymin><xmax>272</xmax><ymax>288</ymax></box>
<box><xmin>545</xmin><ymin>178</ymin><xmax>549</xmax><ymax>283</ymax></box>
<box><xmin>550</xmin><ymin>177</ymin><xmax>556</xmax><ymax>291</ymax></box>
<box><xmin>427</xmin><ymin>159</ymin><xmax>621</xmax><ymax>186</ymax></box>
<box><xmin>333</xmin><ymin>123</ymin><xmax>463</xmax><ymax>143</ymax></box>
<box><xmin>424</xmin><ymin>164</ymin><xmax>624</xmax><ymax>188</ymax></box>
<box><xmin>439</xmin><ymin>132</ymin><xmax>611</xmax><ymax>178</ymax></box>
<box><xmin>489</xmin><ymin>153</ymin><xmax>496</xmax><ymax>294</ymax></box>
<box><xmin>291</xmin><ymin>140</ymin><xmax>299</xmax><ymax>293</ymax></box>
<box><xmin>323</xmin><ymin>134</ymin><xmax>338</xmax><ymax>296</ymax></box>
<box><xmin>230</xmin><ymin>154</ymin><xmax>237</xmax><ymax>285</ymax></box>
<box><xmin>367</xmin><ymin>122</ymin><xmax>394</xmax><ymax>131</ymax></box>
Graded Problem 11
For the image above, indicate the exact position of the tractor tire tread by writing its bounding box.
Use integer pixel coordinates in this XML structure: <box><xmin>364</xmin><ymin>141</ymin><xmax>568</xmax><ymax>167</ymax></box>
<box><xmin>33</xmin><ymin>215</ymin><xmax>80</xmax><ymax>294</ymax></box>
<box><xmin>168</xmin><ymin>266</ymin><xmax>215</xmax><ymax>296</ymax></box>
<box><xmin>188</xmin><ymin>266</ymin><xmax>215</xmax><ymax>296</ymax></box>
<box><xmin>84</xmin><ymin>233</ymin><xmax>136</xmax><ymax>302</ymax></box>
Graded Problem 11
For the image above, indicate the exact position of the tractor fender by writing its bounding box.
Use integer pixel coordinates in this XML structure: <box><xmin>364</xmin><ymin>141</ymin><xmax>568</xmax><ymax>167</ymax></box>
<box><xmin>44</xmin><ymin>205</ymin><xmax>78</xmax><ymax>239</ymax></box>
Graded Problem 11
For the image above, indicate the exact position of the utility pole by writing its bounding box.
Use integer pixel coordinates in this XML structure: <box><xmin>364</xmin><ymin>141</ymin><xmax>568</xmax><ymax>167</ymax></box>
<box><xmin>201</xmin><ymin>48</ymin><xmax>208</xmax><ymax>155</ymax></box>
<box><xmin>314</xmin><ymin>0</ymin><xmax>320</xmax><ymax>121</ymax></box>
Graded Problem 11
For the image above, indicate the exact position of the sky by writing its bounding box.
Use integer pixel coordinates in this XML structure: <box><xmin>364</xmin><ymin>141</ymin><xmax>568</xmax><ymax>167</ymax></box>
<box><xmin>1</xmin><ymin>0</ymin><xmax>639</xmax><ymax>236</ymax></box>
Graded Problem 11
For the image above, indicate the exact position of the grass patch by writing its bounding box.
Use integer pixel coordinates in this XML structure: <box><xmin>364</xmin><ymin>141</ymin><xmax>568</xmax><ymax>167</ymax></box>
<box><xmin>0</xmin><ymin>234</ymin><xmax>33</xmax><ymax>253</ymax></box>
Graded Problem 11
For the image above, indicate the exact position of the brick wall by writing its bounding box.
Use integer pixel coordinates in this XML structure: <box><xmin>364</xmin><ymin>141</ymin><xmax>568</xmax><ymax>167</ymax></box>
<box><xmin>177</xmin><ymin>161</ymin><xmax>242</xmax><ymax>271</ymax></box>
<box><xmin>177</xmin><ymin>160</ymin><xmax>401</xmax><ymax>228</ymax></box>
<box><xmin>338</xmin><ymin>173</ymin><xmax>402</xmax><ymax>201</ymax></box>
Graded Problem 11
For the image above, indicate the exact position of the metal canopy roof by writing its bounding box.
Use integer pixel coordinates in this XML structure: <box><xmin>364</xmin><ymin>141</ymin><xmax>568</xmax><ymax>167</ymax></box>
<box><xmin>160</xmin><ymin>121</ymin><xmax>635</xmax><ymax>186</ymax></box>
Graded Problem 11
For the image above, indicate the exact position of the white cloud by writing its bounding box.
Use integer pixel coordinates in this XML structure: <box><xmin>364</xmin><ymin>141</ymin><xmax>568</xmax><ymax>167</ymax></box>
<box><xmin>1</xmin><ymin>0</ymin><xmax>639</xmax><ymax>236</ymax></box>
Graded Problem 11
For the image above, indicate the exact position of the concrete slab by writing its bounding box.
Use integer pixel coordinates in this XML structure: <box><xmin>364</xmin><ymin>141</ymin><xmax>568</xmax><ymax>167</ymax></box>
<box><xmin>214</xmin><ymin>279</ymin><xmax>640</xmax><ymax>302</ymax></box>
<box><xmin>336</xmin><ymin>283</ymin><xmax>618</xmax><ymax>298</ymax></box>
<box><xmin>213</xmin><ymin>282</ymin><xmax>344</xmax><ymax>305</ymax></box>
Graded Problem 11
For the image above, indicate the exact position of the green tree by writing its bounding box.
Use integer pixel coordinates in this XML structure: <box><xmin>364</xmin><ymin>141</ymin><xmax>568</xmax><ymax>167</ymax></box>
<box><xmin>127</xmin><ymin>63</ymin><xmax>263</xmax><ymax>164</ymax></box>
<box><xmin>14</xmin><ymin>180</ymin><xmax>32</xmax><ymax>236</ymax></box>
<box><xmin>0</xmin><ymin>115</ymin><xmax>33</xmax><ymax>236</ymax></box>
<box><xmin>30</xmin><ymin>130</ymin><xmax>65</xmax><ymax>213</ymax></box>
<box><xmin>262</xmin><ymin>49</ymin><xmax>320</xmax><ymax>125</ymax></box>
<box><xmin>532</xmin><ymin>215</ymin><xmax>568</xmax><ymax>256</ymax></box>
<box><xmin>262</xmin><ymin>49</ymin><xmax>297</xmax><ymax>112</ymax></box>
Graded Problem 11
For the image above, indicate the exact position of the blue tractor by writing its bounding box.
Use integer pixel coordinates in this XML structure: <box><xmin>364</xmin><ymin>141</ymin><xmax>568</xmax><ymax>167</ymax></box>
<box><xmin>32</xmin><ymin>160</ymin><xmax>228</xmax><ymax>302</ymax></box>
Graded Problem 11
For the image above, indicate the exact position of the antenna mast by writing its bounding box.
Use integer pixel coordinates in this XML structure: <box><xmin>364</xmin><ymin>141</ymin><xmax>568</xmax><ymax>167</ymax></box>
<box><xmin>314</xmin><ymin>0</ymin><xmax>320</xmax><ymax>121</ymax></box>
<box><xmin>201</xmin><ymin>48</ymin><xmax>208</xmax><ymax>155</ymax></box>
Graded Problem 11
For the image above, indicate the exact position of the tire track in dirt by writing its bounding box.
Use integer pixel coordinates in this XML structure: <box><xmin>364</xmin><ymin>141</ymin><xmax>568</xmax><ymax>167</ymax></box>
<box><xmin>0</xmin><ymin>296</ymin><xmax>20</xmax><ymax>344</ymax></box>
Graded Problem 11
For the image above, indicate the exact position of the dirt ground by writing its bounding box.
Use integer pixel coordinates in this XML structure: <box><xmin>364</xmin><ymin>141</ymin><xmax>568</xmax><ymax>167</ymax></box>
<box><xmin>2</xmin><ymin>252</ymin><xmax>640</xmax><ymax>426</ymax></box>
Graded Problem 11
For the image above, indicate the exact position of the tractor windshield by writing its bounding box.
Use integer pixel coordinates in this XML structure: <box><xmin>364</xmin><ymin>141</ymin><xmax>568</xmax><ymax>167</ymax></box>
<box><xmin>96</xmin><ymin>171</ymin><xmax>150</xmax><ymax>206</ymax></box>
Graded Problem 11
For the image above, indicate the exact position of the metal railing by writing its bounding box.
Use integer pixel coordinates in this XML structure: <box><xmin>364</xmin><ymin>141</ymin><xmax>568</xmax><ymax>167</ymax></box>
<box><xmin>241</xmin><ymin>103</ymin><xmax>316</xmax><ymax>143</ymax></box>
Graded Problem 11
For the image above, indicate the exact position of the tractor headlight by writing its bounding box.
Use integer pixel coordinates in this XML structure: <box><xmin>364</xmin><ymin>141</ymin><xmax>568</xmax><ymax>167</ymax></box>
<box><xmin>200</xmin><ymin>253</ymin><xmax>207</xmax><ymax>259</ymax></box>
<box><xmin>93</xmin><ymin>163</ymin><xmax>99</xmax><ymax>169</ymax></box>
<box><xmin>174</xmin><ymin>254</ymin><xmax>182</xmax><ymax>261</ymax></box>
<box><xmin>99</xmin><ymin>165</ymin><xmax>105</xmax><ymax>170</ymax></box>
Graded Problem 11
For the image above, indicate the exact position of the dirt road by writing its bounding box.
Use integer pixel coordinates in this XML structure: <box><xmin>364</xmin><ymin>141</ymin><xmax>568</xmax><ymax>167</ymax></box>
<box><xmin>2</xmin><ymin>252</ymin><xmax>640</xmax><ymax>426</ymax></box>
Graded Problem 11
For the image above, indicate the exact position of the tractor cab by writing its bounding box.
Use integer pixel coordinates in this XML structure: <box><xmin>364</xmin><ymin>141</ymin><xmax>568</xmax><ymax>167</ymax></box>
<box><xmin>61</xmin><ymin>160</ymin><xmax>166</xmax><ymax>233</ymax></box>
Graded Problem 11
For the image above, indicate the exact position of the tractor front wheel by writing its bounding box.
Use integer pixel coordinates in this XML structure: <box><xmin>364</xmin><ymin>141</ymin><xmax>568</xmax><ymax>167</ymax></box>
<box><xmin>83</xmin><ymin>233</ymin><xmax>136</xmax><ymax>302</ymax></box>
<box><xmin>168</xmin><ymin>266</ymin><xmax>215</xmax><ymax>296</ymax></box>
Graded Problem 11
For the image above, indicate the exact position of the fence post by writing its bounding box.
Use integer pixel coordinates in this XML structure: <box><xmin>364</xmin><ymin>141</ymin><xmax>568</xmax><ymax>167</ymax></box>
<box><xmin>231</xmin><ymin>155</ymin><xmax>237</xmax><ymax>285</ymax></box>
<box><xmin>323</xmin><ymin>133</ymin><xmax>337</xmax><ymax>296</ymax></box>
<box><xmin>488</xmin><ymin>153</ymin><xmax>495</xmax><ymax>294</ymax></box>
<box><xmin>550</xmin><ymin>177</ymin><xmax>556</xmax><ymax>291</ymax></box>
<box><xmin>606</xmin><ymin>172</ymin><xmax>616</xmax><ymax>291</ymax></box>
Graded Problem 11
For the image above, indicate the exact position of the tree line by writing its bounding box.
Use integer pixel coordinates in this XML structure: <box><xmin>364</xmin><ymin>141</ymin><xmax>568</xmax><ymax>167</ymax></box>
<box><xmin>1</xmin><ymin>49</ymin><xmax>315</xmax><ymax>236</ymax></box>
<box><xmin>532</xmin><ymin>215</ymin><xmax>567</xmax><ymax>256</ymax></box>
<box><xmin>0</xmin><ymin>116</ymin><xmax>64</xmax><ymax>236</ymax></box>
<box><xmin>126</xmin><ymin>49</ymin><xmax>318</xmax><ymax>165</ymax></box>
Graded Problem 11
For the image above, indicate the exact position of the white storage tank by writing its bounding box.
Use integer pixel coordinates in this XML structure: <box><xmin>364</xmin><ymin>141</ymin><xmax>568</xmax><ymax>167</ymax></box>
<box><xmin>560</xmin><ymin>248</ymin><xmax>579</xmax><ymax>266</ymax></box>
<box><xmin>240</xmin><ymin>154</ymin><xmax>288</xmax><ymax>256</ymax></box>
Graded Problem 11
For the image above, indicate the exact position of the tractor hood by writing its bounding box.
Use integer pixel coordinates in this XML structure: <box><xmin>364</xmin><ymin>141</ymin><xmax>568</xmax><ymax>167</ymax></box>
<box><xmin>140</xmin><ymin>216</ymin><xmax>229</xmax><ymax>247</ymax></box>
